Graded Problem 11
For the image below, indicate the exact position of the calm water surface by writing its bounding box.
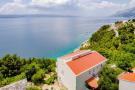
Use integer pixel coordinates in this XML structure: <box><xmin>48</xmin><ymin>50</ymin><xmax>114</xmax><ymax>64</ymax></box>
<box><xmin>0</xmin><ymin>16</ymin><xmax>130</xmax><ymax>58</ymax></box>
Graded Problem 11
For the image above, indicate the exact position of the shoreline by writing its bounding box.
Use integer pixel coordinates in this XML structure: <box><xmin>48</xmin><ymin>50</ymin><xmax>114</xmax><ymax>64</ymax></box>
<box><xmin>73</xmin><ymin>39</ymin><xmax>89</xmax><ymax>52</ymax></box>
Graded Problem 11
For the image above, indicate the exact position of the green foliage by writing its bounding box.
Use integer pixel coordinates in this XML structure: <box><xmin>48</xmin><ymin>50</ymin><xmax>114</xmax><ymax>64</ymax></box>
<box><xmin>44</xmin><ymin>73</ymin><xmax>57</xmax><ymax>85</ymax></box>
<box><xmin>0</xmin><ymin>54</ymin><xmax>56</xmax><ymax>87</ymax></box>
<box><xmin>132</xmin><ymin>19</ymin><xmax>135</xmax><ymax>22</ymax></box>
<box><xmin>38</xmin><ymin>58</ymin><xmax>56</xmax><ymax>73</ymax></box>
<box><xmin>0</xmin><ymin>73</ymin><xmax>25</xmax><ymax>87</ymax></box>
<box><xmin>122</xmin><ymin>44</ymin><xmax>135</xmax><ymax>54</ymax></box>
<box><xmin>99</xmin><ymin>65</ymin><xmax>123</xmax><ymax>90</ymax></box>
<box><xmin>26</xmin><ymin>66</ymin><xmax>37</xmax><ymax>81</ymax></box>
<box><xmin>90</xmin><ymin>25</ymin><xmax>111</xmax><ymax>43</ymax></box>
<box><xmin>26</xmin><ymin>86</ymin><xmax>41</xmax><ymax>90</ymax></box>
<box><xmin>31</xmin><ymin>69</ymin><xmax>45</xmax><ymax>84</ymax></box>
<box><xmin>81</xmin><ymin>19</ymin><xmax>135</xmax><ymax>90</ymax></box>
<box><xmin>0</xmin><ymin>54</ymin><xmax>26</xmax><ymax>77</ymax></box>
<box><xmin>44</xmin><ymin>75</ymin><xmax>56</xmax><ymax>85</ymax></box>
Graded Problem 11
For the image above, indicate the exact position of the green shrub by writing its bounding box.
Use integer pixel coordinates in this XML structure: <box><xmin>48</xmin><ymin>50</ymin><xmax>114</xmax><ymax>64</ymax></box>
<box><xmin>26</xmin><ymin>66</ymin><xmax>36</xmax><ymax>81</ymax></box>
<box><xmin>0</xmin><ymin>54</ymin><xmax>26</xmax><ymax>77</ymax></box>
<box><xmin>0</xmin><ymin>73</ymin><xmax>25</xmax><ymax>87</ymax></box>
<box><xmin>81</xmin><ymin>20</ymin><xmax>135</xmax><ymax>90</ymax></box>
<box><xmin>0</xmin><ymin>54</ymin><xmax>56</xmax><ymax>87</ymax></box>
<box><xmin>31</xmin><ymin>69</ymin><xmax>45</xmax><ymax>84</ymax></box>
<box><xmin>26</xmin><ymin>86</ymin><xmax>41</xmax><ymax>90</ymax></box>
<box><xmin>44</xmin><ymin>76</ymin><xmax>56</xmax><ymax>85</ymax></box>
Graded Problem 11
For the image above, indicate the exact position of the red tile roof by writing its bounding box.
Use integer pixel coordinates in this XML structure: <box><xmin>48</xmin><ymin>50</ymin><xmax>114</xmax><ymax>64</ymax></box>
<box><xmin>66</xmin><ymin>51</ymin><xmax>106</xmax><ymax>75</ymax></box>
<box><xmin>86</xmin><ymin>77</ymin><xmax>98</xmax><ymax>89</ymax></box>
<box><xmin>60</xmin><ymin>50</ymin><xmax>88</xmax><ymax>59</ymax></box>
<box><xmin>118</xmin><ymin>72</ymin><xmax>135</xmax><ymax>82</ymax></box>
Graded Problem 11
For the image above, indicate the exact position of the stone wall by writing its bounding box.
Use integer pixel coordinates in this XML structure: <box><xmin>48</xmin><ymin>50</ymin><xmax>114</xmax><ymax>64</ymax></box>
<box><xmin>0</xmin><ymin>79</ymin><xmax>29</xmax><ymax>90</ymax></box>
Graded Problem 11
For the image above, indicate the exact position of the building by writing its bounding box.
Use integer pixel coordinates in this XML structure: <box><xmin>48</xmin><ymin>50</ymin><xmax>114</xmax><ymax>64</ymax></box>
<box><xmin>118</xmin><ymin>68</ymin><xmax>135</xmax><ymax>90</ymax></box>
<box><xmin>57</xmin><ymin>50</ymin><xmax>107</xmax><ymax>90</ymax></box>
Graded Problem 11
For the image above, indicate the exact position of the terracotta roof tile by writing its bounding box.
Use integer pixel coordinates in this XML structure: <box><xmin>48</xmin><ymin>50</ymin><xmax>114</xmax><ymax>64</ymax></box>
<box><xmin>59</xmin><ymin>50</ymin><xmax>88</xmax><ymax>59</ymax></box>
<box><xmin>66</xmin><ymin>51</ymin><xmax>106</xmax><ymax>75</ymax></box>
<box><xmin>118</xmin><ymin>72</ymin><xmax>135</xmax><ymax>82</ymax></box>
<box><xmin>86</xmin><ymin>77</ymin><xmax>98</xmax><ymax>89</ymax></box>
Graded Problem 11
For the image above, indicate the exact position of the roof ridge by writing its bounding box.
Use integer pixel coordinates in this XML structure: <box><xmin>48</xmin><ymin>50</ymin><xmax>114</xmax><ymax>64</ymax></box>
<box><xmin>72</xmin><ymin>51</ymin><xmax>93</xmax><ymax>61</ymax></box>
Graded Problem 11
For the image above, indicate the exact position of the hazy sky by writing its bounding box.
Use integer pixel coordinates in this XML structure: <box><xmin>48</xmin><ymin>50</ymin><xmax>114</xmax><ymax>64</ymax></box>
<box><xmin>0</xmin><ymin>0</ymin><xmax>134</xmax><ymax>16</ymax></box>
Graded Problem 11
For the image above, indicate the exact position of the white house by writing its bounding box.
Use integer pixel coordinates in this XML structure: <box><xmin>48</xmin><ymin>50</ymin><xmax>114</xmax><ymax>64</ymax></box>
<box><xmin>118</xmin><ymin>68</ymin><xmax>135</xmax><ymax>90</ymax></box>
<box><xmin>57</xmin><ymin>50</ymin><xmax>107</xmax><ymax>90</ymax></box>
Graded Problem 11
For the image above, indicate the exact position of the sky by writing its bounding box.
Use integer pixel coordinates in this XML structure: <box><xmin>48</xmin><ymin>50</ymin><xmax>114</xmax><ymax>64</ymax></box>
<box><xmin>0</xmin><ymin>0</ymin><xmax>134</xmax><ymax>16</ymax></box>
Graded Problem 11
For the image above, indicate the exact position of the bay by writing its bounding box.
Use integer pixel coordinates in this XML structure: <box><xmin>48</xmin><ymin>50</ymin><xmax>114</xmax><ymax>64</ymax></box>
<box><xmin>0</xmin><ymin>16</ymin><xmax>130</xmax><ymax>58</ymax></box>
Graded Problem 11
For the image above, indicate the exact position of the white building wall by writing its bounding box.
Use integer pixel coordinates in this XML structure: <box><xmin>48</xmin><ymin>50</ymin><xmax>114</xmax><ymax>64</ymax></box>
<box><xmin>57</xmin><ymin>58</ymin><xmax>76</xmax><ymax>90</ymax></box>
<box><xmin>119</xmin><ymin>80</ymin><xmax>135</xmax><ymax>90</ymax></box>
<box><xmin>76</xmin><ymin>62</ymin><xmax>106</xmax><ymax>90</ymax></box>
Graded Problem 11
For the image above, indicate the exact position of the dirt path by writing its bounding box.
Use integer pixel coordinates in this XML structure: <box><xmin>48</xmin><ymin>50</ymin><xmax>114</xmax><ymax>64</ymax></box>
<box><xmin>111</xmin><ymin>24</ymin><xmax>119</xmax><ymax>37</ymax></box>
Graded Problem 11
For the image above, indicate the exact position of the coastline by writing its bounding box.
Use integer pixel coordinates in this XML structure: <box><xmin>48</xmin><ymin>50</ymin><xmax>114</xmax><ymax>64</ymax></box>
<box><xmin>73</xmin><ymin>39</ymin><xmax>89</xmax><ymax>52</ymax></box>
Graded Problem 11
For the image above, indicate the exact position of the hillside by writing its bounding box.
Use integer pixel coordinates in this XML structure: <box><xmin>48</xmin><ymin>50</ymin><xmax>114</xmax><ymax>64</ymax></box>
<box><xmin>81</xmin><ymin>19</ymin><xmax>135</xmax><ymax>90</ymax></box>
<box><xmin>0</xmin><ymin>55</ymin><xmax>56</xmax><ymax>89</ymax></box>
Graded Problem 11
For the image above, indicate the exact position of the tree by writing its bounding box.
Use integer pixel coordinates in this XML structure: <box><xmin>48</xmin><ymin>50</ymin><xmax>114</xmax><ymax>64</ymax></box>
<box><xmin>31</xmin><ymin>69</ymin><xmax>45</xmax><ymax>84</ymax></box>
<box><xmin>98</xmin><ymin>66</ymin><xmax>122</xmax><ymax>90</ymax></box>
<box><xmin>26</xmin><ymin>66</ymin><xmax>36</xmax><ymax>81</ymax></box>
<box><xmin>81</xmin><ymin>20</ymin><xmax>135</xmax><ymax>90</ymax></box>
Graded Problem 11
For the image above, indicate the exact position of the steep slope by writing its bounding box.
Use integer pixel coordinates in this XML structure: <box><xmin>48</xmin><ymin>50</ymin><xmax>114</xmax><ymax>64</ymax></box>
<box><xmin>81</xmin><ymin>19</ymin><xmax>135</xmax><ymax>90</ymax></box>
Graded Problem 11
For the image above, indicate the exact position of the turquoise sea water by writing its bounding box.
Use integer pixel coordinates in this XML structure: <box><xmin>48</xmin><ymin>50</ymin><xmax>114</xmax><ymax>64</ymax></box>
<box><xmin>0</xmin><ymin>16</ymin><xmax>130</xmax><ymax>58</ymax></box>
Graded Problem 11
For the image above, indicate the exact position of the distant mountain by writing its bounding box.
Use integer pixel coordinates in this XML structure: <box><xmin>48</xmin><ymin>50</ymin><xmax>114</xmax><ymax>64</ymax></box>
<box><xmin>114</xmin><ymin>7</ymin><xmax>135</xmax><ymax>17</ymax></box>
<box><xmin>0</xmin><ymin>14</ymin><xmax>79</xmax><ymax>18</ymax></box>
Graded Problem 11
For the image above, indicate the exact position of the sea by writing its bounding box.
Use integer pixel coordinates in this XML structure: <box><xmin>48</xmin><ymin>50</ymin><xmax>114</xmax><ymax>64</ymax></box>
<box><xmin>0</xmin><ymin>15</ymin><xmax>131</xmax><ymax>58</ymax></box>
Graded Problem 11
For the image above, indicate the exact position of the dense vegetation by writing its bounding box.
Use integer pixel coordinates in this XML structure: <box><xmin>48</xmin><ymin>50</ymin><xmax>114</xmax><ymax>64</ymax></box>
<box><xmin>81</xmin><ymin>19</ymin><xmax>135</xmax><ymax>90</ymax></box>
<box><xmin>0</xmin><ymin>54</ymin><xmax>56</xmax><ymax>87</ymax></box>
